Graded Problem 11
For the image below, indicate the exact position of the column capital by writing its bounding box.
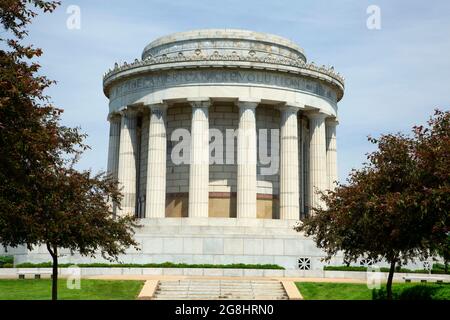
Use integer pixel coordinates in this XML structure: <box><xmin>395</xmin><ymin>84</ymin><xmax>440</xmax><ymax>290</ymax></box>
<box><xmin>147</xmin><ymin>103</ymin><xmax>168</xmax><ymax>116</ymax></box>
<box><xmin>107</xmin><ymin>113</ymin><xmax>121</xmax><ymax>122</ymax></box>
<box><xmin>326</xmin><ymin>117</ymin><xmax>339</xmax><ymax>126</ymax></box>
<box><xmin>305</xmin><ymin>111</ymin><xmax>328</xmax><ymax>120</ymax></box>
<box><xmin>278</xmin><ymin>105</ymin><xmax>300</xmax><ymax>114</ymax></box>
<box><xmin>237</xmin><ymin>100</ymin><xmax>259</xmax><ymax>109</ymax></box>
<box><xmin>119</xmin><ymin>107</ymin><xmax>139</xmax><ymax>118</ymax></box>
<box><xmin>187</xmin><ymin>98</ymin><xmax>211</xmax><ymax>108</ymax></box>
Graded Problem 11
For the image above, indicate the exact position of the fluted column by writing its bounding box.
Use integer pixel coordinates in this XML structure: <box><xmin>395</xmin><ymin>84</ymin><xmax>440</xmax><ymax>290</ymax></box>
<box><xmin>326</xmin><ymin>118</ymin><xmax>338</xmax><ymax>191</ymax></box>
<box><xmin>307</xmin><ymin>112</ymin><xmax>328</xmax><ymax>211</ymax></box>
<box><xmin>117</xmin><ymin>109</ymin><xmax>138</xmax><ymax>216</ymax></box>
<box><xmin>107</xmin><ymin>114</ymin><xmax>121</xmax><ymax>215</ymax></box>
<box><xmin>188</xmin><ymin>100</ymin><xmax>210</xmax><ymax>217</ymax></box>
<box><xmin>145</xmin><ymin>103</ymin><xmax>167</xmax><ymax>218</ymax></box>
<box><xmin>299</xmin><ymin>117</ymin><xmax>309</xmax><ymax>217</ymax></box>
<box><xmin>279</xmin><ymin>106</ymin><xmax>300</xmax><ymax>220</ymax></box>
<box><xmin>237</xmin><ymin>101</ymin><xmax>258</xmax><ymax>218</ymax></box>
<box><xmin>107</xmin><ymin>114</ymin><xmax>121</xmax><ymax>180</ymax></box>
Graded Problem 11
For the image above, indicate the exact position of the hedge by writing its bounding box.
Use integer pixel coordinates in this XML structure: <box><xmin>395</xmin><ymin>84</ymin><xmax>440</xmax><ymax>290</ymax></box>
<box><xmin>7</xmin><ymin>262</ymin><xmax>284</xmax><ymax>270</ymax></box>
<box><xmin>0</xmin><ymin>256</ymin><xmax>13</xmax><ymax>267</ymax></box>
<box><xmin>324</xmin><ymin>264</ymin><xmax>449</xmax><ymax>274</ymax></box>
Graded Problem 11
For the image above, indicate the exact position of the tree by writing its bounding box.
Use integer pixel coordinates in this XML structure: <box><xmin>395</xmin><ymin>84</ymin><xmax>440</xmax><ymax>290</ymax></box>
<box><xmin>31</xmin><ymin>167</ymin><xmax>138</xmax><ymax>300</ymax></box>
<box><xmin>295</xmin><ymin>110</ymin><xmax>450</xmax><ymax>300</ymax></box>
<box><xmin>0</xmin><ymin>1</ymin><xmax>139</xmax><ymax>300</ymax></box>
<box><xmin>436</xmin><ymin>234</ymin><xmax>450</xmax><ymax>273</ymax></box>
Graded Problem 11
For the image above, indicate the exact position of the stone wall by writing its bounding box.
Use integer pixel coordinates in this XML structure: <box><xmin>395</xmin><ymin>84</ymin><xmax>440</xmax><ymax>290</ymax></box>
<box><xmin>164</xmin><ymin>104</ymin><xmax>192</xmax><ymax>217</ymax></box>
<box><xmin>166</xmin><ymin>103</ymin><xmax>192</xmax><ymax>194</ymax></box>
<box><xmin>209</xmin><ymin>103</ymin><xmax>239</xmax><ymax>193</ymax></box>
<box><xmin>6</xmin><ymin>218</ymin><xmax>435</xmax><ymax>271</ymax></box>
<box><xmin>256</xmin><ymin>105</ymin><xmax>280</xmax><ymax>196</ymax></box>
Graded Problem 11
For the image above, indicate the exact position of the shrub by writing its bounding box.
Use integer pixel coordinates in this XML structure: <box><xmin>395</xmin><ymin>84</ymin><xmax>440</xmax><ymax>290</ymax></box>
<box><xmin>324</xmin><ymin>265</ymin><xmax>448</xmax><ymax>274</ymax></box>
<box><xmin>0</xmin><ymin>256</ymin><xmax>13</xmax><ymax>267</ymax></box>
<box><xmin>372</xmin><ymin>285</ymin><xmax>447</xmax><ymax>300</ymax></box>
<box><xmin>324</xmin><ymin>265</ymin><xmax>367</xmax><ymax>272</ymax></box>
<box><xmin>14</xmin><ymin>262</ymin><xmax>284</xmax><ymax>269</ymax></box>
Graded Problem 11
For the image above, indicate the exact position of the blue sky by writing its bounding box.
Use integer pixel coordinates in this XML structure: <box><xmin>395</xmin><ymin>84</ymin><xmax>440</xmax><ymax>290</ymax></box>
<box><xmin>22</xmin><ymin>0</ymin><xmax>450</xmax><ymax>181</ymax></box>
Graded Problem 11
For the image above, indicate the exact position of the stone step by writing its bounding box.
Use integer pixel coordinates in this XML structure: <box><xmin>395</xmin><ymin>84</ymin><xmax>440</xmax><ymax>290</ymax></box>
<box><xmin>157</xmin><ymin>286</ymin><xmax>284</xmax><ymax>290</ymax></box>
<box><xmin>158</xmin><ymin>284</ymin><xmax>284</xmax><ymax>287</ymax></box>
<box><xmin>153</xmin><ymin>296</ymin><xmax>288</xmax><ymax>300</ymax></box>
<box><xmin>159</xmin><ymin>289</ymin><xmax>284</xmax><ymax>292</ymax></box>
<box><xmin>159</xmin><ymin>280</ymin><xmax>279</xmax><ymax>283</ymax></box>
<box><xmin>153</xmin><ymin>294</ymin><xmax>287</xmax><ymax>300</ymax></box>
<box><xmin>156</xmin><ymin>290</ymin><xmax>285</xmax><ymax>296</ymax></box>
<box><xmin>160</xmin><ymin>282</ymin><xmax>279</xmax><ymax>287</ymax></box>
<box><xmin>153</xmin><ymin>279</ymin><xmax>288</xmax><ymax>300</ymax></box>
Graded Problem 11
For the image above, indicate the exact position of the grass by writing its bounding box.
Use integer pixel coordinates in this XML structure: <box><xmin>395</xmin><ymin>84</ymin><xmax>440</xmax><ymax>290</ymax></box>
<box><xmin>0</xmin><ymin>279</ymin><xmax>144</xmax><ymax>300</ymax></box>
<box><xmin>9</xmin><ymin>262</ymin><xmax>284</xmax><ymax>269</ymax></box>
<box><xmin>296</xmin><ymin>282</ymin><xmax>373</xmax><ymax>300</ymax></box>
<box><xmin>295</xmin><ymin>282</ymin><xmax>450</xmax><ymax>300</ymax></box>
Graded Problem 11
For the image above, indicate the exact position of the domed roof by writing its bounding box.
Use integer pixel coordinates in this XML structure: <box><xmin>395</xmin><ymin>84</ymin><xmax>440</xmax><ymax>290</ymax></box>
<box><xmin>141</xmin><ymin>29</ymin><xmax>307</xmax><ymax>62</ymax></box>
<box><xmin>103</xmin><ymin>29</ymin><xmax>344</xmax><ymax>102</ymax></box>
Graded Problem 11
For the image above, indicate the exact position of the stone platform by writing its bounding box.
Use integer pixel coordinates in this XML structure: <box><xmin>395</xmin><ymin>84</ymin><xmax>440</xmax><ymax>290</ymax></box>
<box><xmin>6</xmin><ymin>218</ymin><xmax>335</xmax><ymax>270</ymax></box>
<box><xmin>3</xmin><ymin>218</ymin><xmax>433</xmax><ymax>271</ymax></box>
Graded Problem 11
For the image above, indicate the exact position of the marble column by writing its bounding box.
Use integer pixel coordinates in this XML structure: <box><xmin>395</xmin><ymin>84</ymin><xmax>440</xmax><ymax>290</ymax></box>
<box><xmin>117</xmin><ymin>109</ymin><xmax>138</xmax><ymax>216</ymax></box>
<box><xmin>237</xmin><ymin>101</ymin><xmax>258</xmax><ymax>218</ymax></box>
<box><xmin>326</xmin><ymin>118</ymin><xmax>338</xmax><ymax>191</ymax></box>
<box><xmin>307</xmin><ymin>112</ymin><xmax>328</xmax><ymax>211</ymax></box>
<box><xmin>107</xmin><ymin>114</ymin><xmax>121</xmax><ymax>215</ymax></box>
<box><xmin>145</xmin><ymin>103</ymin><xmax>167</xmax><ymax>218</ymax></box>
<box><xmin>299</xmin><ymin>117</ymin><xmax>309</xmax><ymax>218</ymax></box>
<box><xmin>107</xmin><ymin>114</ymin><xmax>121</xmax><ymax>180</ymax></box>
<box><xmin>279</xmin><ymin>106</ymin><xmax>300</xmax><ymax>220</ymax></box>
<box><xmin>188</xmin><ymin>100</ymin><xmax>210</xmax><ymax>217</ymax></box>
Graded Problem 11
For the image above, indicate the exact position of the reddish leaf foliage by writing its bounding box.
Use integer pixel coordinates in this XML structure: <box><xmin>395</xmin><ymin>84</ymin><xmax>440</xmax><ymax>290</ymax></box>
<box><xmin>0</xmin><ymin>0</ymin><xmax>139</xmax><ymax>265</ymax></box>
<box><xmin>295</xmin><ymin>110</ymin><xmax>450</xmax><ymax>298</ymax></box>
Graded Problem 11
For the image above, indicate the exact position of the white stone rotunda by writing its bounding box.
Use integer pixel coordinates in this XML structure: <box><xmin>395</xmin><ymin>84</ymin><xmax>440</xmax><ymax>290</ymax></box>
<box><xmin>5</xmin><ymin>30</ymin><xmax>346</xmax><ymax>270</ymax></box>
<box><xmin>100</xmin><ymin>29</ymin><xmax>344</xmax><ymax>270</ymax></box>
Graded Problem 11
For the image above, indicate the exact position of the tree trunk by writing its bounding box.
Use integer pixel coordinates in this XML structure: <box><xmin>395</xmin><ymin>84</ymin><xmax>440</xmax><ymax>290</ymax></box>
<box><xmin>386</xmin><ymin>260</ymin><xmax>396</xmax><ymax>300</ymax></box>
<box><xmin>46</xmin><ymin>243</ymin><xmax>58</xmax><ymax>301</ymax></box>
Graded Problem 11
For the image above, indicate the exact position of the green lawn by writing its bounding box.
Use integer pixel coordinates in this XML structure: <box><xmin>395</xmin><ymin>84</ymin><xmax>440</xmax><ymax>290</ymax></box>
<box><xmin>296</xmin><ymin>282</ymin><xmax>373</xmax><ymax>300</ymax></box>
<box><xmin>295</xmin><ymin>282</ymin><xmax>450</xmax><ymax>300</ymax></box>
<box><xmin>0</xmin><ymin>279</ymin><xmax>144</xmax><ymax>300</ymax></box>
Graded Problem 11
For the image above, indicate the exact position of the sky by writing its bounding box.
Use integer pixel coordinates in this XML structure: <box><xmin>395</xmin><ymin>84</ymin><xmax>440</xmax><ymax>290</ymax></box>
<box><xmin>18</xmin><ymin>0</ymin><xmax>450</xmax><ymax>182</ymax></box>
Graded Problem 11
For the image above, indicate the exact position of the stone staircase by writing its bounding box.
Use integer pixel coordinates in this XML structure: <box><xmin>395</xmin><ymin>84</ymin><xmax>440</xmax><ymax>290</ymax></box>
<box><xmin>152</xmin><ymin>279</ymin><xmax>288</xmax><ymax>300</ymax></box>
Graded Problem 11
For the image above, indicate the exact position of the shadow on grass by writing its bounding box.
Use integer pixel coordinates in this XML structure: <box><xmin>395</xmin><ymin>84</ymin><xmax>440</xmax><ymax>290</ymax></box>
<box><xmin>373</xmin><ymin>284</ymin><xmax>449</xmax><ymax>300</ymax></box>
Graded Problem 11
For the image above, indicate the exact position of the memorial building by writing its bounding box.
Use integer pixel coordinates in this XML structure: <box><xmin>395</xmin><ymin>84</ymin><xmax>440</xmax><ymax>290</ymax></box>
<box><xmin>104</xmin><ymin>29</ymin><xmax>343</xmax><ymax>222</ymax></box>
<box><xmin>9</xmin><ymin>30</ymin><xmax>348</xmax><ymax>270</ymax></box>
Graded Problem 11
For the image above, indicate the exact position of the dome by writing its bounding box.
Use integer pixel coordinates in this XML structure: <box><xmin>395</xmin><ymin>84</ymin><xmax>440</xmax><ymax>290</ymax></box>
<box><xmin>141</xmin><ymin>29</ymin><xmax>307</xmax><ymax>63</ymax></box>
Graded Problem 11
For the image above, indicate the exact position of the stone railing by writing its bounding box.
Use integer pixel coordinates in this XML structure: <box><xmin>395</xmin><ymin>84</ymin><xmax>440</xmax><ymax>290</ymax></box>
<box><xmin>103</xmin><ymin>52</ymin><xmax>345</xmax><ymax>88</ymax></box>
